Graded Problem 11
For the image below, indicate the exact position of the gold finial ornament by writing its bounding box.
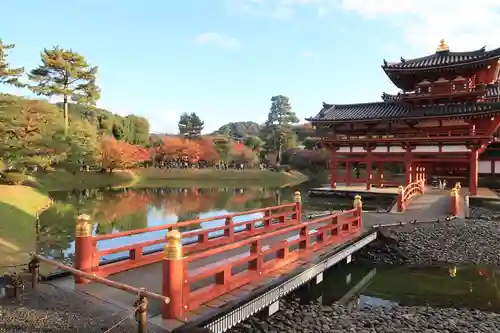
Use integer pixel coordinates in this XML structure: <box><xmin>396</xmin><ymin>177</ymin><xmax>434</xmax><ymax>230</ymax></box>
<box><xmin>353</xmin><ymin>194</ymin><xmax>362</xmax><ymax>208</ymax></box>
<box><xmin>294</xmin><ymin>191</ymin><xmax>302</xmax><ymax>203</ymax></box>
<box><xmin>436</xmin><ymin>39</ymin><xmax>449</xmax><ymax>52</ymax></box>
<box><xmin>164</xmin><ymin>230</ymin><xmax>183</xmax><ymax>260</ymax></box>
<box><xmin>450</xmin><ymin>188</ymin><xmax>457</xmax><ymax>197</ymax></box>
<box><xmin>398</xmin><ymin>185</ymin><xmax>404</xmax><ymax>193</ymax></box>
<box><xmin>75</xmin><ymin>214</ymin><xmax>92</xmax><ymax>237</ymax></box>
<box><xmin>455</xmin><ymin>182</ymin><xmax>461</xmax><ymax>191</ymax></box>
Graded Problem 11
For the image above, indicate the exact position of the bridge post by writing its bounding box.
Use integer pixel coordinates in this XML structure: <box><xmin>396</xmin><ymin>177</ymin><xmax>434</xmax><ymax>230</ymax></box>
<box><xmin>294</xmin><ymin>191</ymin><xmax>302</xmax><ymax>222</ymax></box>
<box><xmin>162</xmin><ymin>230</ymin><xmax>184</xmax><ymax>319</ymax></box>
<box><xmin>353</xmin><ymin>195</ymin><xmax>362</xmax><ymax>228</ymax></box>
<box><xmin>74</xmin><ymin>214</ymin><xmax>94</xmax><ymax>284</ymax></box>
<box><xmin>450</xmin><ymin>188</ymin><xmax>458</xmax><ymax>216</ymax></box>
<box><xmin>397</xmin><ymin>186</ymin><xmax>404</xmax><ymax>212</ymax></box>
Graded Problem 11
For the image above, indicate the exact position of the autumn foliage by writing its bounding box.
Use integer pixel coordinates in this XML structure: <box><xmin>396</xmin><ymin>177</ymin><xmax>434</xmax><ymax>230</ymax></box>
<box><xmin>99</xmin><ymin>136</ymin><xmax>151</xmax><ymax>170</ymax></box>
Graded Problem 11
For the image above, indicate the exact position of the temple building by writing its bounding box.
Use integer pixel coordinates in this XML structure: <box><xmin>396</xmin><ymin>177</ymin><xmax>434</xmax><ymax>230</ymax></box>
<box><xmin>307</xmin><ymin>40</ymin><xmax>500</xmax><ymax>195</ymax></box>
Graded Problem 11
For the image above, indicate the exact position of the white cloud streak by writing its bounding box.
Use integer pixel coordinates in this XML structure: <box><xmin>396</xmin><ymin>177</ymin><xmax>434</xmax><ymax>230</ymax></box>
<box><xmin>231</xmin><ymin>0</ymin><xmax>500</xmax><ymax>51</ymax></box>
<box><xmin>193</xmin><ymin>32</ymin><xmax>241</xmax><ymax>50</ymax></box>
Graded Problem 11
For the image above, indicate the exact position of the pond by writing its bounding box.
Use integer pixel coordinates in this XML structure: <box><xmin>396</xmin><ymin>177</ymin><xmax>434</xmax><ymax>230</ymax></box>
<box><xmin>293</xmin><ymin>263</ymin><xmax>500</xmax><ymax>314</ymax></box>
<box><xmin>37</xmin><ymin>181</ymin><xmax>395</xmax><ymax>265</ymax></box>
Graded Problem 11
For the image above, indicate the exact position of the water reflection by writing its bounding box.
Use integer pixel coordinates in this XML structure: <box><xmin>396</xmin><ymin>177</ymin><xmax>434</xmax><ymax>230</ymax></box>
<box><xmin>292</xmin><ymin>263</ymin><xmax>500</xmax><ymax>313</ymax></box>
<box><xmin>37</xmin><ymin>185</ymin><xmax>393</xmax><ymax>263</ymax></box>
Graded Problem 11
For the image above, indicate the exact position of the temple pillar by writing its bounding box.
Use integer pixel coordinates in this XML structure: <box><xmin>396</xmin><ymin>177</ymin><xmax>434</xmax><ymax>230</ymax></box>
<box><xmin>330</xmin><ymin>151</ymin><xmax>337</xmax><ymax>189</ymax></box>
<box><xmin>469</xmin><ymin>148</ymin><xmax>478</xmax><ymax>195</ymax></box>
<box><xmin>345</xmin><ymin>162</ymin><xmax>351</xmax><ymax>186</ymax></box>
<box><xmin>366</xmin><ymin>160</ymin><xmax>373</xmax><ymax>190</ymax></box>
<box><xmin>404</xmin><ymin>152</ymin><xmax>412</xmax><ymax>186</ymax></box>
<box><xmin>377</xmin><ymin>162</ymin><xmax>383</xmax><ymax>187</ymax></box>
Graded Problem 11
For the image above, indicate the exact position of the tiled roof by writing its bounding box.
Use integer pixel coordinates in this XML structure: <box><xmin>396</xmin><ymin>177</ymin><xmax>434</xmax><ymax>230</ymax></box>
<box><xmin>307</xmin><ymin>101</ymin><xmax>500</xmax><ymax>123</ymax></box>
<box><xmin>486</xmin><ymin>83</ymin><xmax>500</xmax><ymax>99</ymax></box>
<box><xmin>382</xmin><ymin>46</ymin><xmax>500</xmax><ymax>70</ymax></box>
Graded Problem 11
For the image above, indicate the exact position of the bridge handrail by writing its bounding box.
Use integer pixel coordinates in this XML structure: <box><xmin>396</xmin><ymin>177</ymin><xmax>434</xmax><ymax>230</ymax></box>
<box><xmin>94</xmin><ymin>203</ymin><xmax>298</xmax><ymax>241</ymax></box>
<box><xmin>397</xmin><ymin>177</ymin><xmax>426</xmax><ymax>212</ymax></box>
<box><xmin>31</xmin><ymin>253</ymin><xmax>170</xmax><ymax>303</ymax></box>
<box><xmin>162</xmin><ymin>195</ymin><xmax>364</xmax><ymax>319</ymax></box>
<box><xmin>75</xmin><ymin>201</ymin><xmax>302</xmax><ymax>278</ymax></box>
<box><xmin>187</xmin><ymin>208</ymin><xmax>357</xmax><ymax>262</ymax></box>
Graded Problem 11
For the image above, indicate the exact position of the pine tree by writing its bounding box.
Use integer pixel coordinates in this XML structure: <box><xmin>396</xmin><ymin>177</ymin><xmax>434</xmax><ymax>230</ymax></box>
<box><xmin>28</xmin><ymin>47</ymin><xmax>100</xmax><ymax>136</ymax></box>
<box><xmin>0</xmin><ymin>39</ymin><xmax>24</xmax><ymax>87</ymax></box>
<box><xmin>178</xmin><ymin>112</ymin><xmax>204</xmax><ymax>138</ymax></box>
<box><xmin>264</xmin><ymin>95</ymin><xmax>299</xmax><ymax>164</ymax></box>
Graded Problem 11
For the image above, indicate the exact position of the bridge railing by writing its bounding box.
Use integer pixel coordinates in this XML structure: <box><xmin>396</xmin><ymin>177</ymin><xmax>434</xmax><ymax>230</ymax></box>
<box><xmin>74</xmin><ymin>195</ymin><xmax>302</xmax><ymax>280</ymax></box>
<box><xmin>397</xmin><ymin>178</ymin><xmax>426</xmax><ymax>212</ymax></box>
<box><xmin>162</xmin><ymin>195</ymin><xmax>364</xmax><ymax>319</ymax></box>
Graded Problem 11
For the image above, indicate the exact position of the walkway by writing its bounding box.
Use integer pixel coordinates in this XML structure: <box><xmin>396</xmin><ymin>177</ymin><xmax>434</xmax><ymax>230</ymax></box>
<box><xmin>365</xmin><ymin>187</ymin><xmax>456</xmax><ymax>227</ymax></box>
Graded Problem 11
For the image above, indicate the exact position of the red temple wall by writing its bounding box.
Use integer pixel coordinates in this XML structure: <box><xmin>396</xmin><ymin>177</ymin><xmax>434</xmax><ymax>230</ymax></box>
<box><xmin>475</xmin><ymin>60</ymin><xmax>499</xmax><ymax>84</ymax></box>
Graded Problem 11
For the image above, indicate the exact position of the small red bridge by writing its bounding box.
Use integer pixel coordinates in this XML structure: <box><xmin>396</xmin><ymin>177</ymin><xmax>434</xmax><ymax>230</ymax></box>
<box><xmin>29</xmin><ymin>185</ymin><xmax>463</xmax><ymax>333</ymax></box>
<box><xmin>31</xmin><ymin>192</ymin><xmax>374</xmax><ymax>332</ymax></box>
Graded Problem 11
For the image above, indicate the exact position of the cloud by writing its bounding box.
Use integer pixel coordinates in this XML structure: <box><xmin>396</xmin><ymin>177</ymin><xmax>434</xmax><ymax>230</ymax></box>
<box><xmin>230</xmin><ymin>0</ymin><xmax>500</xmax><ymax>52</ymax></box>
<box><xmin>339</xmin><ymin>0</ymin><xmax>500</xmax><ymax>51</ymax></box>
<box><xmin>193</xmin><ymin>32</ymin><xmax>241</xmax><ymax>50</ymax></box>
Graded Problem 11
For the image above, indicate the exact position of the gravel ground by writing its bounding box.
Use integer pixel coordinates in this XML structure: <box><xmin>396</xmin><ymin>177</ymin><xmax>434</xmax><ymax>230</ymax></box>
<box><xmin>357</xmin><ymin>206</ymin><xmax>500</xmax><ymax>266</ymax></box>
<box><xmin>229</xmin><ymin>300</ymin><xmax>500</xmax><ymax>333</ymax></box>
<box><xmin>0</xmin><ymin>277</ymin><xmax>166</xmax><ymax>333</ymax></box>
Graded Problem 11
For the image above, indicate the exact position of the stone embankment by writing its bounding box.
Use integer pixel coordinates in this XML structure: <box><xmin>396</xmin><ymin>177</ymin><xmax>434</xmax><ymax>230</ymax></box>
<box><xmin>357</xmin><ymin>206</ymin><xmax>500</xmax><ymax>266</ymax></box>
<box><xmin>229</xmin><ymin>300</ymin><xmax>500</xmax><ymax>333</ymax></box>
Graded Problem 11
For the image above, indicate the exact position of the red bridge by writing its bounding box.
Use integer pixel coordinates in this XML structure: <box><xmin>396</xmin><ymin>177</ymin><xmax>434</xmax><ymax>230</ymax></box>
<box><xmin>31</xmin><ymin>191</ymin><xmax>373</xmax><ymax>332</ymax></box>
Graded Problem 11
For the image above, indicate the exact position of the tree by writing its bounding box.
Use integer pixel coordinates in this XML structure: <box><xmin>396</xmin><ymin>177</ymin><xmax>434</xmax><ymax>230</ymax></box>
<box><xmin>303</xmin><ymin>137</ymin><xmax>316</xmax><ymax>150</ymax></box>
<box><xmin>99</xmin><ymin>137</ymin><xmax>147</xmax><ymax>171</ymax></box>
<box><xmin>29</xmin><ymin>47</ymin><xmax>100</xmax><ymax>136</ymax></box>
<box><xmin>63</xmin><ymin>119</ymin><xmax>100</xmax><ymax>172</ymax></box>
<box><xmin>178</xmin><ymin>112</ymin><xmax>204</xmax><ymax>138</ymax></box>
<box><xmin>244</xmin><ymin>136</ymin><xmax>263</xmax><ymax>152</ymax></box>
<box><xmin>0</xmin><ymin>96</ymin><xmax>65</xmax><ymax>169</ymax></box>
<box><xmin>0</xmin><ymin>39</ymin><xmax>24</xmax><ymax>87</ymax></box>
<box><xmin>264</xmin><ymin>95</ymin><xmax>299</xmax><ymax>164</ymax></box>
<box><xmin>154</xmin><ymin>137</ymin><xmax>200</xmax><ymax>164</ymax></box>
<box><xmin>198</xmin><ymin>137</ymin><xmax>220</xmax><ymax>164</ymax></box>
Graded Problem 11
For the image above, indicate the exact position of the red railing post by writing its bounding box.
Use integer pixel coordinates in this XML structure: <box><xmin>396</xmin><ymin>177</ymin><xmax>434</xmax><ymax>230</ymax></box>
<box><xmin>224</xmin><ymin>216</ymin><xmax>234</xmax><ymax>240</ymax></box>
<box><xmin>294</xmin><ymin>191</ymin><xmax>302</xmax><ymax>222</ymax></box>
<box><xmin>353</xmin><ymin>195</ymin><xmax>363</xmax><ymax>228</ymax></box>
<box><xmin>397</xmin><ymin>185</ymin><xmax>404</xmax><ymax>212</ymax></box>
<box><xmin>74</xmin><ymin>214</ymin><xmax>94</xmax><ymax>284</ymax></box>
<box><xmin>162</xmin><ymin>230</ymin><xmax>184</xmax><ymax>319</ymax></box>
<box><xmin>450</xmin><ymin>188</ymin><xmax>458</xmax><ymax>216</ymax></box>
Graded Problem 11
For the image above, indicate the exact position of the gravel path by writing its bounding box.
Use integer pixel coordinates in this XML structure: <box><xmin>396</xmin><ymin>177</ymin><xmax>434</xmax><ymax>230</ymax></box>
<box><xmin>0</xmin><ymin>277</ymin><xmax>166</xmax><ymax>333</ymax></box>
<box><xmin>229</xmin><ymin>300</ymin><xmax>500</xmax><ymax>333</ymax></box>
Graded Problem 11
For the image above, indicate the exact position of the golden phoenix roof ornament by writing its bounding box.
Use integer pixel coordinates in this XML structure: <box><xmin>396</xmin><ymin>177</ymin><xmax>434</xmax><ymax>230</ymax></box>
<box><xmin>436</xmin><ymin>39</ymin><xmax>449</xmax><ymax>52</ymax></box>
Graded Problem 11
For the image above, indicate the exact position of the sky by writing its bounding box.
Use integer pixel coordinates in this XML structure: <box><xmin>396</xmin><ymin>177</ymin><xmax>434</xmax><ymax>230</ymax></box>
<box><xmin>2</xmin><ymin>0</ymin><xmax>500</xmax><ymax>134</ymax></box>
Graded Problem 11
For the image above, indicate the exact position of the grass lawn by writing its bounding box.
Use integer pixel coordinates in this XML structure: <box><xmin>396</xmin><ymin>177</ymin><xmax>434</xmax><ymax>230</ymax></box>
<box><xmin>0</xmin><ymin>185</ymin><xmax>51</xmax><ymax>273</ymax></box>
<box><xmin>30</xmin><ymin>168</ymin><xmax>308</xmax><ymax>191</ymax></box>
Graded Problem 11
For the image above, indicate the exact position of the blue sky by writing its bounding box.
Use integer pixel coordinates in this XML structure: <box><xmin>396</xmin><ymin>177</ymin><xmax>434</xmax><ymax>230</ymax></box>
<box><xmin>2</xmin><ymin>0</ymin><xmax>500</xmax><ymax>133</ymax></box>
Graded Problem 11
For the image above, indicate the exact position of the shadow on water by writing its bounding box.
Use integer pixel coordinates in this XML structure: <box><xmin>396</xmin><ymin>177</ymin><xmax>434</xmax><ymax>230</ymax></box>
<box><xmin>292</xmin><ymin>262</ymin><xmax>500</xmax><ymax>314</ymax></box>
<box><xmin>36</xmin><ymin>181</ymin><xmax>394</xmax><ymax>265</ymax></box>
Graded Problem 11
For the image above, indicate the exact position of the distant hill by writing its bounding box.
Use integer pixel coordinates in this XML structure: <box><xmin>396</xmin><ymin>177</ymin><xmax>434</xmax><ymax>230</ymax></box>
<box><xmin>212</xmin><ymin>121</ymin><xmax>262</xmax><ymax>138</ymax></box>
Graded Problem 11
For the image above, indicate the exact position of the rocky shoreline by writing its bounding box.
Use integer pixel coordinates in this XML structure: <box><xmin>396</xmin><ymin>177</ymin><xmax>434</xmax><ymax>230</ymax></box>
<box><xmin>229</xmin><ymin>300</ymin><xmax>500</xmax><ymax>333</ymax></box>
<box><xmin>356</xmin><ymin>207</ymin><xmax>500</xmax><ymax>266</ymax></box>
